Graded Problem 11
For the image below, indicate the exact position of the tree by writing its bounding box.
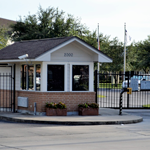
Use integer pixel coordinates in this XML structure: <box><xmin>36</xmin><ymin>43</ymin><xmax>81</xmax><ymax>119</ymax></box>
<box><xmin>10</xmin><ymin>6</ymin><xmax>91</xmax><ymax>42</ymax></box>
<box><xmin>100</xmin><ymin>37</ymin><xmax>124</xmax><ymax>72</ymax></box>
<box><xmin>133</xmin><ymin>36</ymin><xmax>150</xmax><ymax>73</ymax></box>
<box><xmin>0</xmin><ymin>26</ymin><xmax>9</xmax><ymax>50</ymax></box>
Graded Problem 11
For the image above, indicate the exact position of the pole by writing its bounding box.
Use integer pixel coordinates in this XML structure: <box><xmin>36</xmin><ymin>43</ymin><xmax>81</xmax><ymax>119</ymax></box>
<box><xmin>97</xmin><ymin>23</ymin><xmax>99</xmax><ymax>88</ymax></box>
<box><xmin>124</xmin><ymin>23</ymin><xmax>126</xmax><ymax>81</ymax></box>
<box><xmin>94</xmin><ymin>70</ymin><xmax>97</xmax><ymax>103</ymax></box>
<box><xmin>13</xmin><ymin>64</ymin><xmax>16</xmax><ymax>113</ymax></box>
<box><xmin>98</xmin><ymin>23</ymin><xmax>100</xmax><ymax>50</ymax></box>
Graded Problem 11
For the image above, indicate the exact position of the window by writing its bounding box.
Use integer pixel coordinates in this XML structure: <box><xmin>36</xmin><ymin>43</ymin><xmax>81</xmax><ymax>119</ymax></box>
<box><xmin>36</xmin><ymin>64</ymin><xmax>41</xmax><ymax>91</ymax></box>
<box><xmin>47</xmin><ymin>65</ymin><xmax>64</xmax><ymax>91</ymax></box>
<box><xmin>20</xmin><ymin>65</ymin><xmax>27</xmax><ymax>90</ymax></box>
<box><xmin>20</xmin><ymin>65</ymin><xmax>34</xmax><ymax>90</ymax></box>
<box><xmin>72</xmin><ymin>65</ymin><xmax>89</xmax><ymax>91</ymax></box>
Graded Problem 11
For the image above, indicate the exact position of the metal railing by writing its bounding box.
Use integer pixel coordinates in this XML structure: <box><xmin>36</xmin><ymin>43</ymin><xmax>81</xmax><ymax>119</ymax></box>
<box><xmin>95</xmin><ymin>70</ymin><xmax>150</xmax><ymax>109</ymax></box>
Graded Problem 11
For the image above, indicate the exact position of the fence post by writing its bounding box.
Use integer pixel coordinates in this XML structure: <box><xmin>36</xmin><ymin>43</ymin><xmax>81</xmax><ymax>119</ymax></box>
<box><xmin>94</xmin><ymin>70</ymin><xmax>97</xmax><ymax>103</ymax></box>
<box><xmin>119</xmin><ymin>89</ymin><xmax>125</xmax><ymax>115</ymax></box>
<box><xmin>127</xmin><ymin>72</ymin><xmax>130</xmax><ymax>108</ymax></box>
<box><xmin>13</xmin><ymin>64</ymin><xmax>16</xmax><ymax>113</ymax></box>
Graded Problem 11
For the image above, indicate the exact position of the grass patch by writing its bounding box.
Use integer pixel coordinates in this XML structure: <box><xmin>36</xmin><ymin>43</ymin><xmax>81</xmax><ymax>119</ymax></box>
<box><xmin>99</xmin><ymin>83</ymin><xmax>122</xmax><ymax>89</ymax></box>
<box><xmin>97</xmin><ymin>95</ymin><xmax>106</xmax><ymax>98</ymax></box>
<box><xmin>143</xmin><ymin>104</ymin><xmax>150</xmax><ymax>108</ymax></box>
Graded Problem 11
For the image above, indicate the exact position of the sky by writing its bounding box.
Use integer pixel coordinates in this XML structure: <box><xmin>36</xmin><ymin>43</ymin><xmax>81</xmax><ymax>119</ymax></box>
<box><xmin>0</xmin><ymin>0</ymin><xmax>150</xmax><ymax>43</ymax></box>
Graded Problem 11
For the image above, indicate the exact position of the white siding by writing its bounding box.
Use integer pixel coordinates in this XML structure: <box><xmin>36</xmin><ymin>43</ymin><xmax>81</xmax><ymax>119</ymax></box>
<box><xmin>15</xmin><ymin>63</ymin><xmax>20</xmax><ymax>90</ymax></box>
<box><xmin>51</xmin><ymin>43</ymin><xmax>94</xmax><ymax>62</ymax></box>
<box><xmin>67</xmin><ymin>63</ymin><xmax>70</xmax><ymax>91</ymax></box>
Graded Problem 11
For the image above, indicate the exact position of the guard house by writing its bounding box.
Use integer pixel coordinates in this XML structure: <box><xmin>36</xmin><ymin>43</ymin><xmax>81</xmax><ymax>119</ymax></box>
<box><xmin>0</xmin><ymin>36</ymin><xmax>112</xmax><ymax>115</ymax></box>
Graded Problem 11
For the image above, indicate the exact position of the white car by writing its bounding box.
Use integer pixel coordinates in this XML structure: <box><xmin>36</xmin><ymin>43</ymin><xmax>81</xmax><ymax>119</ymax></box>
<box><xmin>122</xmin><ymin>75</ymin><xmax>149</xmax><ymax>88</ymax></box>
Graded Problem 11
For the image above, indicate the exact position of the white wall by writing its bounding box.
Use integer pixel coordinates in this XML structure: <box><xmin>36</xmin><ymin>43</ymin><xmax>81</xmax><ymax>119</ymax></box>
<box><xmin>40</xmin><ymin>62</ymin><xmax>94</xmax><ymax>92</ymax></box>
<box><xmin>15</xmin><ymin>63</ymin><xmax>20</xmax><ymax>90</ymax></box>
<box><xmin>51</xmin><ymin>43</ymin><xmax>95</xmax><ymax>62</ymax></box>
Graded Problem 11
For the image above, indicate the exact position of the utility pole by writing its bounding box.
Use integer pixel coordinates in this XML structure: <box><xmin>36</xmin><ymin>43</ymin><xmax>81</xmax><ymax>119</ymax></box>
<box><xmin>124</xmin><ymin>23</ymin><xmax>126</xmax><ymax>80</ymax></box>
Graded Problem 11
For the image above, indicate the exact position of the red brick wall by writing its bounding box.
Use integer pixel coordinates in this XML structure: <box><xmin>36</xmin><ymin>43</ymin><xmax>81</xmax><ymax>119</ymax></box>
<box><xmin>0</xmin><ymin>89</ymin><xmax>12</xmax><ymax>108</ymax></box>
<box><xmin>16</xmin><ymin>91</ymin><xmax>96</xmax><ymax>113</ymax></box>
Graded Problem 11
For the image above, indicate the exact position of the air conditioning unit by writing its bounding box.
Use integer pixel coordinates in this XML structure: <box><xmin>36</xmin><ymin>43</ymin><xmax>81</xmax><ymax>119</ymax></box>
<box><xmin>18</xmin><ymin>97</ymin><xmax>28</xmax><ymax>107</ymax></box>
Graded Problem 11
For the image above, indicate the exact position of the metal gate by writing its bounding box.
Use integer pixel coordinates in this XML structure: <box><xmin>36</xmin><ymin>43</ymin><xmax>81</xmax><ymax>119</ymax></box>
<box><xmin>95</xmin><ymin>70</ymin><xmax>150</xmax><ymax>109</ymax></box>
<box><xmin>0</xmin><ymin>65</ymin><xmax>16</xmax><ymax>112</ymax></box>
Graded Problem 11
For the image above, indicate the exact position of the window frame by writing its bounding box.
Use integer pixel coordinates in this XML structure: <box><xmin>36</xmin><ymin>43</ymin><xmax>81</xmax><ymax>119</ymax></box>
<box><xmin>41</xmin><ymin>62</ymin><xmax>67</xmax><ymax>92</ymax></box>
<box><xmin>70</xmin><ymin>62</ymin><xmax>93</xmax><ymax>92</ymax></box>
<box><xmin>47</xmin><ymin>64</ymin><xmax>65</xmax><ymax>91</ymax></box>
<box><xmin>20</xmin><ymin>63</ymin><xmax>41</xmax><ymax>91</ymax></box>
<box><xmin>72</xmin><ymin>65</ymin><xmax>89</xmax><ymax>91</ymax></box>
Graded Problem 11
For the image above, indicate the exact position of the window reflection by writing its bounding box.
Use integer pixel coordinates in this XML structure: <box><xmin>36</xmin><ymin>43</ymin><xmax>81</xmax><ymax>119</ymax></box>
<box><xmin>47</xmin><ymin>65</ymin><xmax>64</xmax><ymax>91</ymax></box>
<box><xmin>20</xmin><ymin>65</ymin><xmax>34</xmax><ymax>90</ymax></box>
<box><xmin>20</xmin><ymin>65</ymin><xmax>27</xmax><ymax>90</ymax></box>
<box><xmin>36</xmin><ymin>64</ymin><xmax>41</xmax><ymax>91</ymax></box>
<box><xmin>28</xmin><ymin>65</ymin><xmax>34</xmax><ymax>90</ymax></box>
<box><xmin>72</xmin><ymin>65</ymin><xmax>89</xmax><ymax>91</ymax></box>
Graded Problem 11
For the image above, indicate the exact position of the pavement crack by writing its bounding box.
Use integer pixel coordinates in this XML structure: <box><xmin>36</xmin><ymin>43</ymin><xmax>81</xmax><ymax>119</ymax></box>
<box><xmin>0</xmin><ymin>144</ymin><xmax>24</xmax><ymax>150</ymax></box>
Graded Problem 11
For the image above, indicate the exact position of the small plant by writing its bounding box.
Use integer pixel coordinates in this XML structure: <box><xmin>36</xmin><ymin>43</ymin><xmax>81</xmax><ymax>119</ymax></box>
<box><xmin>45</xmin><ymin>102</ymin><xmax>66</xmax><ymax>109</ymax></box>
<box><xmin>57</xmin><ymin>102</ymin><xmax>67</xmax><ymax>109</ymax></box>
<box><xmin>89</xmin><ymin>103</ymin><xmax>99</xmax><ymax>108</ymax></box>
<box><xmin>78</xmin><ymin>103</ymin><xmax>99</xmax><ymax>108</ymax></box>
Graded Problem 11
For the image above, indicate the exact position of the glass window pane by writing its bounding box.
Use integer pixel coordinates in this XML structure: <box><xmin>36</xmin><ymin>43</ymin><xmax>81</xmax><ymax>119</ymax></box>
<box><xmin>20</xmin><ymin>65</ymin><xmax>27</xmax><ymax>90</ymax></box>
<box><xmin>36</xmin><ymin>64</ymin><xmax>41</xmax><ymax>91</ymax></box>
<box><xmin>47</xmin><ymin>65</ymin><xmax>64</xmax><ymax>91</ymax></box>
<box><xmin>72</xmin><ymin>65</ymin><xmax>89</xmax><ymax>91</ymax></box>
<box><xmin>28</xmin><ymin>65</ymin><xmax>34</xmax><ymax>90</ymax></box>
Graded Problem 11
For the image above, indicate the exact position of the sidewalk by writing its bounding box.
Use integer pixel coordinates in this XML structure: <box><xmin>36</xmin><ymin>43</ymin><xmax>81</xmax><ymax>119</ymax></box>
<box><xmin>0</xmin><ymin>108</ymin><xmax>143</xmax><ymax>125</ymax></box>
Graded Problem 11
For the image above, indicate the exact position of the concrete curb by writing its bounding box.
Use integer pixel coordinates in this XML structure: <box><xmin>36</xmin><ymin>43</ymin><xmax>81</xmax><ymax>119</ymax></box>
<box><xmin>0</xmin><ymin>115</ymin><xmax>143</xmax><ymax>125</ymax></box>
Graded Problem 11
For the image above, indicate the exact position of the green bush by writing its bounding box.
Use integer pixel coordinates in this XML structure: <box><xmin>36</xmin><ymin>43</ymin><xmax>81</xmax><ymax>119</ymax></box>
<box><xmin>45</xmin><ymin>102</ymin><xmax>66</xmax><ymax>109</ymax></box>
<box><xmin>78</xmin><ymin>103</ymin><xmax>99</xmax><ymax>108</ymax></box>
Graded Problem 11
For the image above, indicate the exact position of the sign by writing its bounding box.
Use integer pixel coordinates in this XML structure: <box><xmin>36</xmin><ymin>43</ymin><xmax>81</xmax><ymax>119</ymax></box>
<box><xmin>127</xmin><ymin>88</ymin><xmax>132</xmax><ymax>94</ymax></box>
<box><xmin>64</xmin><ymin>53</ymin><xmax>73</xmax><ymax>57</ymax></box>
<box><xmin>141</xmin><ymin>81</ymin><xmax>150</xmax><ymax>90</ymax></box>
<box><xmin>130</xmin><ymin>78</ymin><xmax>138</xmax><ymax>91</ymax></box>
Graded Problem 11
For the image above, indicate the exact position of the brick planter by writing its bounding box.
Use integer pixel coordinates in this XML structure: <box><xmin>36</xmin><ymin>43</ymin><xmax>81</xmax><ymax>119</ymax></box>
<box><xmin>46</xmin><ymin>108</ymin><xmax>67</xmax><ymax>116</ymax></box>
<box><xmin>78</xmin><ymin>108</ymin><xmax>99</xmax><ymax>116</ymax></box>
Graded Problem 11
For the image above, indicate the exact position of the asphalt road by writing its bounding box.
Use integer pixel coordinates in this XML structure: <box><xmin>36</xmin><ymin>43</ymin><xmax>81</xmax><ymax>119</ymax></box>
<box><xmin>0</xmin><ymin>110</ymin><xmax>150</xmax><ymax>150</ymax></box>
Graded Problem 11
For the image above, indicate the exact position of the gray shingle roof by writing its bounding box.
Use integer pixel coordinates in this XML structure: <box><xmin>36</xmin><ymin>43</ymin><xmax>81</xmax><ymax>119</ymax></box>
<box><xmin>0</xmin><ymin>36</ymin><xmax>112</xmax><ymax>61</ymax></box>
<box><xmin>0</xmin><ymin>36</ymin><xmax>74</xmax><ymax>60</ymax></box>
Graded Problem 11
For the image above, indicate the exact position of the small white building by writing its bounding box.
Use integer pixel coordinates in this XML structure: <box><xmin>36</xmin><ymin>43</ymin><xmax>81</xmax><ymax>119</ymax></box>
<box><xmin>0</xmin><ymin>36</ymin><xmax>112</xmax><ymax>115</ymax></box>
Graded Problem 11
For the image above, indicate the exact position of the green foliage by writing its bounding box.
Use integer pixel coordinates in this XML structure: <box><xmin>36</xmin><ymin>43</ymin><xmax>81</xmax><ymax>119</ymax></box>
<box><xmin>45</xmin><ymin>102</ymin><xmax>66</xmax><ymax>109</ymax></box>
<box><xmin>10</xmin><ymin>6</ymin><xmax>91</xmax><ymax>42</ymax></box>
<box><xmin>100</xmin><ymin>37</ymin><xmax>124</xmax><ymax>72</ymax></box>
<box><xmin>0</xmin><ymin>26</ymin><xmax>9</xmax><ymax>50</ymax></box>
<box><xmin>56</xmin><ymin>102</ymin><xmax>67</xmax><ymax>109</ymax></box>
<box><xmin>126</xmin><ymin>36</ymin><xmax>150</xmax><ymax>73</ymax></box>
<box><xmin>78</xmin><ymin>103</ymin><xmax>99</xmax><ymax>108</ymax></box>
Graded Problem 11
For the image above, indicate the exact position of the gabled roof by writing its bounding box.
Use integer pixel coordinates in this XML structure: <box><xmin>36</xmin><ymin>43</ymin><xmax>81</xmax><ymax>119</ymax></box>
<box><xmin>0</xmin><ymin>36</ymin><xmax>112</xmax><ymax>62</ymax></box>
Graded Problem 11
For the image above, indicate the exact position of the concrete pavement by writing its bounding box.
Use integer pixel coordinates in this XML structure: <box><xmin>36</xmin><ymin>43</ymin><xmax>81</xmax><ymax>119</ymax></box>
<box><xmin>0</xmin><ymin>108</ymin><xmax>143</xmax><ymax>125</ymax></box>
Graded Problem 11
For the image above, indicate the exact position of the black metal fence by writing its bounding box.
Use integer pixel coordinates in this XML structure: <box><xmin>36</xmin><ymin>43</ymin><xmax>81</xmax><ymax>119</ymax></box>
<box><xmin>0</xmin><ymin>73</ymin><xmax>13</xmax><ymax>112</ymax></box>
<box><xmin>0</xmin><ymin>65</ymin><xmax>15</xmax><ymax>112</ymax></box>
<box><xmin>95</xmin><ymin>70</ymin><xmax>150</xmax><ymax>109</ymax></box>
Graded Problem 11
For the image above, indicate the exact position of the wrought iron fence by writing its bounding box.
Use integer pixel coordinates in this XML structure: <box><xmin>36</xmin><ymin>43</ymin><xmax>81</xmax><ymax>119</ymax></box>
<box><xmin>95</xmin><ymin>70</ymin><xmax>150</xmax><ymax>109</ymax></box>
<box><xmin>0</xmin><ymin>73</ymin><xmax>13</xmax><ymax>112</ymax></box>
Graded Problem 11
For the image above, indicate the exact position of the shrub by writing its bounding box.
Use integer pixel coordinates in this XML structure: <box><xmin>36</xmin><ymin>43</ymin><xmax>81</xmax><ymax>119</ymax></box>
<box><xmin>78</xmin><ymin>103</ymin><xmax>99</xmax><ymax>108</ymax></box>
<box><xmin>45</xmin><ymin>102</ymin><xmax>66</xmax><ymax>109</ymax></box>
<box><xmin>56</xmin><ymin>102</ymin><xmax>67</xmax><ymax>109</ymax></box>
